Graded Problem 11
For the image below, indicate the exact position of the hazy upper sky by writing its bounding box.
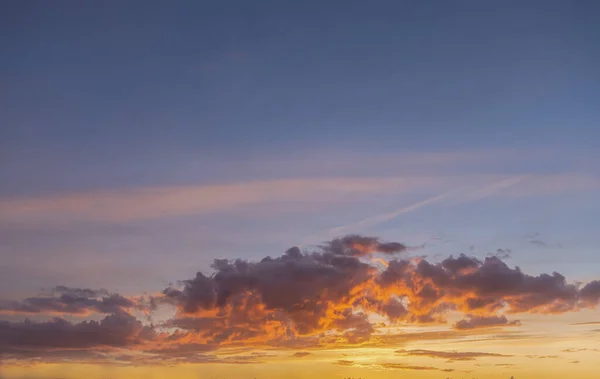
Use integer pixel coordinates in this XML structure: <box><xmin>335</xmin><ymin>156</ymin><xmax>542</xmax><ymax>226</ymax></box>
<box><xmin>1</xmin><ymin>1</ymin><xmax>599</xmax><ymax>379</ymax></box>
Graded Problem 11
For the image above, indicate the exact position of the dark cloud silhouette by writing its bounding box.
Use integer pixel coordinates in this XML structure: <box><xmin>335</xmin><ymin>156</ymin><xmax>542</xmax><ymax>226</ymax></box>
<box><xmin>321</xmin><ymin>235</ymin><xmax>409</xmax><ymax>256</ymax></box>
<box><xmin>395</xmin><ymin>349</ymin><xmax>512</xmax><ymax>361</ymax></box>
<box><xmin>377</xmin><ymin>363</ymin><xmax>454</xmax><ymax>372</ymax></box>
<box><xmin>580</xmin><ymin>280</ymin><xmax>600</xmax><ymax>306</ymax></box>
<box><xmin>0</xmin><ymin>286</ymin><xmax>138</xmax><ymax>315</ymax></box>
<box><xmin>293</xmin><ymin>351</ymin><xmax>312</xmax><ymax>357</ymax></box>
<box><xmin>0</xmin><ymin>312</ymin><xmax>154</xmax><ymax>352</ymax></box>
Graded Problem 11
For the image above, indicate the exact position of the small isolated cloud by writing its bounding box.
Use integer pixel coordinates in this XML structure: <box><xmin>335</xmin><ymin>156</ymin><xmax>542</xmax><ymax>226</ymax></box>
<box><xmin>570</xmin><ymin>321</ymin><xmax>600</xmax><ymax>326</ymax></box>
<box><xmin>453</xmin><ymin>315</ymin><xmax>521</xmax><ymax>330</ymax></box>
<box><xmin>561</xmin><ymin>348</ymin><xmax>600</xmax><ymax>353</ymax></box>
<box><xmin>293</xmin><ymin>352</ymin><xmax>312</xmax><ymax>358</ymax></box>
<box><xmin>526</xmin><ymin>233</ymin><xmax>562</xmax><ymax>249</ymax></box>
<box><xmin>396</xmin><ymin>349</ymin><xmax>512</xmax><ymax>361</ymax></box>
<box><xmin>0</xmin><ymin>286</ymin><xmax>141</xmax><ymax>316</ymax></box>
<box><xmin>334</xmin><ymin>360</ymin><xmax>453</xmax><ymax>373</ymax></box>
<box><xmin>377</xmin><ymin>363</ymin><xmax>454</xmax><ymax>372</ymax></box>
<box><xmin>525</xmin><ymin>355</ymin><xmax>559</xmax><ymax>359</ymax></box>
<box><xmin>321</xmin><ymin>235</ymin><xmax>409</xmax><ymax>256</ymax></box>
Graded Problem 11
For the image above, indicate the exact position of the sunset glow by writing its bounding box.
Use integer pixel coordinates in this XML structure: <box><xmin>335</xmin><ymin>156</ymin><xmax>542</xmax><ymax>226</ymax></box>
<box><xmin>2</xmin><ymin>1</ymin><xmax>599</xmax><ymax>378</ymax></box>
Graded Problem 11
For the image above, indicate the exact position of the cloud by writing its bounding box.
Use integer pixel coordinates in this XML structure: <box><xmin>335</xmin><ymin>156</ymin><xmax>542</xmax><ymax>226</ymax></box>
<box><xmin>0</xmin><ymin>177</ymin><xmax>443</xmax><ymax>223</ymax></box>
<box><xmin>376</xmin><ymin>363</ymin><xmax>454</xmax><ymax>372</ymax></box>
<box><xmin>0</xmin><ymin>312</ymin><xmax>155</xmax><ymax>352</ymax></box>
<box><xmin>570</xmin><ymin>321</ymin><xmax>600</xmax><ymax>326</ymax></box>
<box><xmin>4</xmin><ymin>172</ymin><xmax>598</xmax><ymax>225</ymax></box>
<box><xmin>2</xmin><ymin>235</ymin><xmax>599</xmax><ymax>361</ymax></box>
<box><xmin>292</xmin><ymin>351</ymin><xmax>312</xmax><ymax>357</ymax></box>
<box><xmin>0</xmin><ymin>286</ymin><xmax>140</xmax><ymax>316</ymax></box>
<box><xmin>324</xmin><ymin>192</ymin><xmax>453</xmax><ymax>238</ymax></box>
<box><xmin>562</xmin><ymin>348</ymin><xmax>600</xmax><ymax>353</ymax></box>
<box><xmin>525</xmin><ymin>355</ymin><xmax>559</xmax><ymax>359</ymax></box>
<box><xmin>454</xmin><ymin>315</ymin><xmax>521</xmax><ymax>330</ymax></box>
<box><xmin>320</xmin><ymin>235</ymin><xmax>408</xmax><ymax>256</ymax></box>
<box><xmin>580</xmin><ymin>280</ymin><xmax>600</xmax><ymax>306</ymax></box>
<box><xmin>395</xmin><ymin>349</ymin><xmax>513</xmax><ymax>361</ymax></box>
<box><xmin>157</xmin><ymin>235</ymin><xmax>599</xmax><ymax>351</ymax></box>
<box><xmin>321</xmin><ymin>176</ymin><xmax>528</xmax><ymax>240</ymax></box>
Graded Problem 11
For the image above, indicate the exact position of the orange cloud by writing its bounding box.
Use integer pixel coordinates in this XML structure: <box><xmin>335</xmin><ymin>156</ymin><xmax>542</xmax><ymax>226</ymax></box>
<box><xmin>1</xmin><ymin>235</ymin><xmax>599</xmax><ymax>363</ymax></box>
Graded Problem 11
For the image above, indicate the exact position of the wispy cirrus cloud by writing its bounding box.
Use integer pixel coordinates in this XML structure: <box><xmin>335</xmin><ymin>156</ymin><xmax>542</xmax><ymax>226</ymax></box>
<box><xmin>1</xmin><ymin>173</ymin><xmax>598</xmax><ymax>225</ymax></box>
<box><xmin>0</xmin><ymin>177</ymin><xmax>449</xmax><ymax>223</ymax></box>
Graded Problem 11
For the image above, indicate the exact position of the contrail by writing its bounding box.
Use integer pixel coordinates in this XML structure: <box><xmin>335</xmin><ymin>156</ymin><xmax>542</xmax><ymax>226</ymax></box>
<box><xmin>326</xmin><ymin>191</ymin><xmax>453</xmax><ymax>237</ymax></box>
<box><xmin>300</xmin><ymin>175</ymin><xmax>525</xmax><ymax>246</ymax></box>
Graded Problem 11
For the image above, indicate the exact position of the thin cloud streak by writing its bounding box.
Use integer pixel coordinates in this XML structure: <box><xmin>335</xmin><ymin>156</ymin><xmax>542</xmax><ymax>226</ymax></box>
<box><xmin>0</xmin><ymin>174</ymin><xmax>597</xmax><ymax>225</ymax></box>
<box><xmin>318</xmin><ymin>176</ymin><xmax>524</xmax><ymax>240</ymax></box>
<box><xmin>0</xmin><ymin>177</ymin><xmax>443</xmax><ymax>223</ymax></box>
<box><xmin>326</xmin><ymin>191</ymin><xmax>454</xmax><ymax>237</ymax></box>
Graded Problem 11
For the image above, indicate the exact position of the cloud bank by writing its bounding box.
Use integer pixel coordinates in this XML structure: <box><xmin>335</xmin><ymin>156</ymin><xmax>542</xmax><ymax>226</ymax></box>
<box><xmin>1</xmin><ymin>235</ymin><xmax>599</xmax><ymax>364</ymax></box>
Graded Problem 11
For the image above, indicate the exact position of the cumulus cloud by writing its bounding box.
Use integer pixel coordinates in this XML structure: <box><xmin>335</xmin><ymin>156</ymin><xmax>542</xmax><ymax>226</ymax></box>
<box><xmin>579</xmin><ymin>280</ymin><xmax>600</xmax><ymax>306</ymax></box>
<box><xmin>1</xmin><ymin>235</ymin><xmax>599</xmax><ymax>361</ymax></box>
<box><xmin>155</xmin><ymin>236</ymin><xmax>599</xmax><ymax>351</ymax></box>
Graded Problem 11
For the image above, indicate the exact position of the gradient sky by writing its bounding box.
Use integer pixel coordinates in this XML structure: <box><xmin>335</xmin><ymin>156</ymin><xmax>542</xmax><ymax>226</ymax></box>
<box><xmin>1</xmin><ymin>1</ymin><xmax>600</xmax><ymax>379</ymax></box>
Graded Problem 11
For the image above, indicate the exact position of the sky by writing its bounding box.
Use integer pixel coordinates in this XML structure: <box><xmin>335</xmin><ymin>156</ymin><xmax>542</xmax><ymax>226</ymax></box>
<box><xmin>1</xmin><ymin>1</ymin><xmax>600</xmax><ymax>378</ymax></box>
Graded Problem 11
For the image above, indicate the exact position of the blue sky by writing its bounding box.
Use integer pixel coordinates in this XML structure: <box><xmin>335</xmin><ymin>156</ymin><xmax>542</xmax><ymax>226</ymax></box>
<box><xmin>1</xmin><ymin>0</ymin><xmax>599</xmax><ymax>298</ymax></box>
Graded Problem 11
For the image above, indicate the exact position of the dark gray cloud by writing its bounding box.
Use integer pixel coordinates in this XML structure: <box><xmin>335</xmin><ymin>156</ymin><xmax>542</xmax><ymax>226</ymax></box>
<box><xmin>0</xmin><ymin>312</ymin><xmax>155</xmax><ymax>352</ymax></box>
<box><xmin>0</xmin><ymin>286</ymin><xmax>137</xmax><ymax>315</ymax></box>
<box><xmin>321</xmin><ymin>235</ymin><xmax>408</xmax><ymax>256</ymax></box>
<box><xmin>580</xmin><ymin>280</ymin><xmax>600</xmax><ymax>306</ymax></box>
